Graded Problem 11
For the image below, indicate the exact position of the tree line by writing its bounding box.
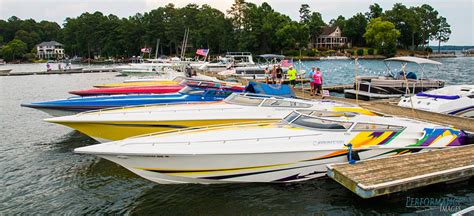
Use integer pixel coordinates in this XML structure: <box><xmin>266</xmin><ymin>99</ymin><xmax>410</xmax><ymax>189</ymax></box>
<box><xmin>0</xmin><ymin>1</ymin><xmax>451</xmax><ymax>61</ymax></box>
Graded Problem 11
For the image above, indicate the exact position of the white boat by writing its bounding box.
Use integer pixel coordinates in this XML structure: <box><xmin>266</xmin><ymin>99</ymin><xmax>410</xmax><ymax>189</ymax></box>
<box><xmin>46</xmin><ymin>93</ymin><xmax>367</xmax><ymax>142</ymax></box>
<box><xmin>398</xmin><ymin>85</ymin><xmax>474</xmax><ymax>118</ymax></box>
<box><xmin>320</xmin><ymin>56</ymin><xmax>350</xmax><ymax>60</ymax></box>
<box><xmin>75</xmin><ymin>109</ymin><xmax>470</xmax><ymax>184</ymax></box>
<box><xmin>0</xmin><ymin>68</ymin><xmax>12</xmax><ymax>75</ymax></box>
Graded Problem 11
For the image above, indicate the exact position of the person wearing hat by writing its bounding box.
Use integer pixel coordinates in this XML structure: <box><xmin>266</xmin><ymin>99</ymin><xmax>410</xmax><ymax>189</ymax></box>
<box><xmin>287</xmin><ymin>65</ymin><xmax>297</xmax><ymax>87</ymax></box>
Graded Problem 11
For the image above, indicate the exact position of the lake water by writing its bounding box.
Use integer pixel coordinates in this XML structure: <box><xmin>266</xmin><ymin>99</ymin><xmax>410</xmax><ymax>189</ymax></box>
<box><xmin>1</xmin><ymin>58</ymin><xmax>473</xmax><ymax>214</ymax></box>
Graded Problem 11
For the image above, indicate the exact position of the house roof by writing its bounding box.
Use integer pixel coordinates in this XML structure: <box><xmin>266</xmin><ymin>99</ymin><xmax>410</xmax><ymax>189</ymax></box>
<box><xmin>320</xmin><ymin>26</ymin><xmax>339</xmax><ymax>36</ymax></box>
<box><xmin>37</xmin><ymin>41</ymin><xmax>63</xmax><ymax>47</ymax></box>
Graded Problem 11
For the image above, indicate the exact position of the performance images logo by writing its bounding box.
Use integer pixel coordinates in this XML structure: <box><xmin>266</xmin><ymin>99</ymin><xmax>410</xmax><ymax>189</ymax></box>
<box><xmin>406</xmin><ymin>196</ymin><xmax>463</xmax><ymax>212</ymax></box>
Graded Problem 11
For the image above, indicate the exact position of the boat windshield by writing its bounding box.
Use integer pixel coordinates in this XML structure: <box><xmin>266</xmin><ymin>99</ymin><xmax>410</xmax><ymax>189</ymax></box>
<box><xmin>292</xmin><ymin>114</ymin><xmax>353</xmax><ymax>130</ymax></box>
<box><xmin>352</xmin><ymin>123</ymin><xmax>404</xmax><ymax>131</ymax></box>
<box><xmin>261</xmin><ymin>99</ymin><xmax>312</xmax><ymax>108</ymax></box>
<box><xmin>178</xmin><ymin>86</ymin><xmax>206</xmax><ymax>95</ymax></box>
<box><xmin>173</xmin><ymin>76</ymin><xmax>186</xmax><ymax>82</ymax></box>
<box><xmin>224</xmin><ymin>94</ymin><xmax>264</xmax><ymax>106</ymax></box>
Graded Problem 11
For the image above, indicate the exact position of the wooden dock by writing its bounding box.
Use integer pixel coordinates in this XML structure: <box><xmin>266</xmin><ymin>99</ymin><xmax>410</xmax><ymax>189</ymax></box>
<box><xmin>327</xmin><ymin>145</ymin><xmax>474</xmax><ymax>198</ymax></box>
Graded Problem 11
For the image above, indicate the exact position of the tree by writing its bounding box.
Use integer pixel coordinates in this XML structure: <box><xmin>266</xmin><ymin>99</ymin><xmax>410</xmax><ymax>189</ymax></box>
<box><xmin>299</xmin><ymin>4</ymin><xmax>311</xmax><ymax>23</ymax></box>
<box><xmin>365</xmin><ymin>3</ymin><xmax>383</xmax><ymax>20</ymax></box>
<box><xmin>435</xmin><ymin>16</ymin><xmax>451</xmax><ymax>53</ymax></box>
<box><xmin>415</xmin><ymin>4</ymin><xmax>439</xmax><ymax>47</ymax></box>
<box><xmin>307</xmin><ymin>12</ymin><xmax>326</xmax><ymax>45</ymax></box>
<box><xmin>383</xmin><ymin>3</ymin><xmax>421</xmax><ymax>50</ymax></box>
<box><xmin>329</xmin><ymin>15</ymin><xmax>346</xmax><ymax>30</ymax></box>
<box><xmin>364</xmin><ymin>18</ymin><xmax>400</xmax><ymax>56</ymax></box>
<box><xmin>1</xmin><ymin>39</ymin><xmax>27</xmax><ymax>61</ymax></box>
<box><xmin>344</xmin><ymin>13</ymin><xmax>367</xmax><ymax>47</ymax></box>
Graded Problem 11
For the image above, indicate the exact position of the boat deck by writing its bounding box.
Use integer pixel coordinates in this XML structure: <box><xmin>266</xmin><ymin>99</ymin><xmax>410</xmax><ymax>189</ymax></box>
<box><xmin>326</xmin><ymin>144</ymin><xmax>474</xmax><ymax>198</ymax></box>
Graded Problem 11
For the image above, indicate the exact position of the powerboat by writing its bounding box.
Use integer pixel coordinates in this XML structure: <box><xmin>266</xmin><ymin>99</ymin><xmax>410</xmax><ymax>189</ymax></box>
<box><xmin>94</xmin><ymin>80</ymin><xmax>179</xmax><ymax>88</ymax></box>
<box><xmin>46</xmin><ymin>93</ymin><xmax>371</xmax><ymax>142</ymax></box>
<box><xmin>344</xmin><ymin>57</ymin><xmax>445</xmax><ymax>101</ymax></box>
<box><xmin>75</xmin><ymin>109</ymin><xmax>471</xmax><ymax>184</ymax></box>
<box><xmin>69</xmin><ymin>79</ymin><xmax>244</xmax><ymax>96</ymax></box>
<box><xmin>21</xmin><ymin>87</ymin><xmax>237</xmax><ymax>117</ymax></box>
<box><xmin>398</xmin><ymin>85</ymin><xmax>474</xmax><ymax>118</ymax></box>
<box><xmin>0</xmin><ymin>68</ymin><xmax>12</xmax><ymax>75</ymax></box>
<box><xmin>218</xmin><ymin>54</ymin><xmax>289</xmax><ymax>79</ymax></box>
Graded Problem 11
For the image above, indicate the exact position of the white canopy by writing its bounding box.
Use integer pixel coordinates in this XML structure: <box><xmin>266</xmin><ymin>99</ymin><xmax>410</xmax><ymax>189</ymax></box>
<box><xmin>384</xmin><ymin>56</ymin><xmax>442</xmax><ymax>65</ymax></box>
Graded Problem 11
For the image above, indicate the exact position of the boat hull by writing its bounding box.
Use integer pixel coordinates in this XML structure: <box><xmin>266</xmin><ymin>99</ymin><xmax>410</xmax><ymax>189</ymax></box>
<box><xmin>94</xmin><ymin>80</ymin><xmax>179</xmax><ymax>88</ymax></box>
<box><xmin>69</xmin><ymin>85</ymin><xmax>184</xmax><ymax>96</ymax></box>
<box><xmin>56</xmin><ymin>119</ymin><xmax>276</xmax><ymax>142</ymax></box>
<box><xmin>95</xmin><ymin>147</ymin><xmax>439</xmax><ymax>184</ymax></box>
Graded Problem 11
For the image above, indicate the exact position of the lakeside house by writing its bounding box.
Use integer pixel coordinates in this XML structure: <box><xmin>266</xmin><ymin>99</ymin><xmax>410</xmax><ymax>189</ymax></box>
<box><xmin>36</xmin><ymin>41</ymin><xmax>65</xmax><ymax>60</ymax></box>
<box><xmin>310</xmin><ymin>26</ymin><xmax>349</xmax><ymax>49</ymax></box>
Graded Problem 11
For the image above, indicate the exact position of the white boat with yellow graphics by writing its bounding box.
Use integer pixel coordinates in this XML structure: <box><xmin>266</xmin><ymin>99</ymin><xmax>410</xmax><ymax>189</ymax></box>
<box><xmin>75</xmin><ymin>110</ymin><xmax>471</xmax><ymax>184</ymax></box>
<box><xmin>46</xmin><ymin>93</ymin><xmax>369</xmax><ymax>142</ymax></box>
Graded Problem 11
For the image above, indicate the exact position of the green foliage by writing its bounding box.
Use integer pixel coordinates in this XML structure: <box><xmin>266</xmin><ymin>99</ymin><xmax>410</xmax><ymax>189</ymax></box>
<box><xmin>367</xmin><ymin>48</ymin><xmax>375</xmax><ymax>55</ymax></box>
<box><xmin>343</xmin><ymin>13</ymin><xmax>367</xmax><ymax>47</ymax></box>
<box><xmin>284</xmin><ymin>50</ymin><xmax>299</xmax><ymax>56</ymax></box>
<box><xmin>1</xmin><ymin>39</ymin><xmax>28</xmax><ymax>61</ymax></box>
<box><xmin>0</xmin><ymin>2</ymin><xmax>452</xmax><ymax>59</ymax></box>
<box><xmin>329</xmin><ymin>15</ymin><xmax>346</xmax><ymax>30</ymax></box>
<box><xmin>365</xmin><ymin>3</ymin><xmax>383</xmax><ymax>20</ymax></box>
<box><xmin>299</xmin><ymin>4</ymin><xmax>311</xmax><ymax>23</ymax></box>
<box><xmin>435</xmin><ymin>16</ymin><xmax>451</xmax><ymax>52</ymax></box>
<box><xmin>364</xmin><ymin>18</ymin><xmax>400</xmax><ymax>56</ymax></box>
<box><xmin>306</xmin><ymin>49</ymin><xmax>317</xmax><ymax>56</ymax></box>
<box><xmin>425</xmin><ymin>47</ymin><xmax>433</xmax><ymax>53</ymax></box>
<box><xmin>357</xmin><ymin>49</ymin><xmax>364</xmax><ymax>56</ymax></box>
<box><xmin>23</xmin><ymin>52</ymin><xmax>36</xmax><ymax>61</ymax></box>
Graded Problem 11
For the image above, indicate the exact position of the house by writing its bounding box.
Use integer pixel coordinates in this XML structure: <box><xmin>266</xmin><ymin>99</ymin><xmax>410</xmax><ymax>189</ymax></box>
<box><xmin>36</xmin><ymin>41</ymin><xmax>65</xmax><ymax>59</ymax></box>
<box><xmin>310</xmin><ymin>26</ymin><xmax>349</xmax><ymax>49</ymax></box>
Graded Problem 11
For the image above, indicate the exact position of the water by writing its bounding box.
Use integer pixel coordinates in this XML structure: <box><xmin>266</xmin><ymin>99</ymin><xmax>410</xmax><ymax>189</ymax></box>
<box><xmin>1</xmin><ymin>58</ymin><xmax>473</xmax><ymax>214</ymax></box>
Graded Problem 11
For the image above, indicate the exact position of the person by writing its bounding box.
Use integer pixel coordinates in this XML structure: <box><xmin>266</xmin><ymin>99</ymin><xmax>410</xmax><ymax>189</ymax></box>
<box><xmin>46</xmin><ymin>63</ymin><xmax>51</xmax><ymax>72</ymax></box>
<box><xmin>307</xmin><ymin>67</ymin><xmax>316</xmax><ymax>96</ymax></box>
<box><xmin>313</xmin><ymin>67</ymin><xmax>323</xmax><ymax>96</ymax></box>
<box><xmin>276</xmin><ymin>65</ymin><xmax>283</xmax><ymax>84</ymax></box>
<box><xmin>185</xmin><ymin>64</ymin><xmax>192</xmax><ymax>78</ymax></box>
<box><xmin>287</xmin><ymin>65</ymin><xmax>297</xmax><ymax>87</ymax></box>
<box><xmin>58</xmin><ymin>63</ymin><xmax>63</xmax><ymax>72</ymax></box>
<box><xmin>271</xmin><ymin>65</ymin><xmax>277</xmax><ymax>84</ymax></box>
<box><xmin>264</xmin><ymin>67</ymin><xmax>270</xmax><ymax>84</ymax></box>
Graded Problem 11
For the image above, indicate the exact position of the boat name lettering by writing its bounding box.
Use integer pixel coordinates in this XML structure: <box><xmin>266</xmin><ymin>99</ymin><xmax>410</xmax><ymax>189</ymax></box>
<box><xmin>315</xmin><ymin>140</ymin><xmax>345</xmax><ymax>145</ymax></box>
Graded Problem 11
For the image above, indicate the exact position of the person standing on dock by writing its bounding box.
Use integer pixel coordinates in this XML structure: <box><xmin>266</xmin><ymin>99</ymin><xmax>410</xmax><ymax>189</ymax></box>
<box><xmin>313</xmin><ymin>67</ymin><xmax>323</xmax><ymax>96</ymax></box>
<box><xmin>271</xmin><ymin>65</ymin><xmax>277</xmax><ymax>84</ymax></box>
<box><xmin>307</xmin><ymin>67</ymin><xmax>316</xmax><ymax>96</ymax></box>
<box><xmin>276</xmin><ymin>65</ymin><xmax>283</xmax><ymax>84</ymax></box>
<box><xmin>264</xmin><ymin>67</ymin><xmax>270</xmax><ymax>84</ymax></box>
<box><xmin>287</xmin><ymin>65</ymin><xmax>297</xmax><ymax>87</ymax></box>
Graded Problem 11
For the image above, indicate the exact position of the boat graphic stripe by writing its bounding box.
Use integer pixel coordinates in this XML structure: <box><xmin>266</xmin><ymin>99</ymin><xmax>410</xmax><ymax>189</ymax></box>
<box><xmin>198</xmin><ymin>164</ymin><xmax>320</xmax><ymax>180</ymax></box>
<box><xmin>101</xmin><ymin>123</ymin><xmax>187</xmax><ymax>129</ymax></box>
<box><xmin>140</xmin><ymin>163</ymin><xmax>292</xmax><ymax>174</ymax></box>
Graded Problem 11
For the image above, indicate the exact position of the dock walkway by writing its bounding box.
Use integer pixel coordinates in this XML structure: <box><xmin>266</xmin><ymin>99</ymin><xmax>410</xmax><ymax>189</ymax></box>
<box><xmin>327</xmin><ymin>145</ymin><xmax>474</xmax><ymax>198</ymax></box>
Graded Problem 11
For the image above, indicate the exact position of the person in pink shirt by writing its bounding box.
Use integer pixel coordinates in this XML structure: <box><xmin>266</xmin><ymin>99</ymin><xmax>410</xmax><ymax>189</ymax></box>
<box><xmin>312</xmin><ymin>67</ymin><xmax>323</xmax><ymax>96</ymax></box>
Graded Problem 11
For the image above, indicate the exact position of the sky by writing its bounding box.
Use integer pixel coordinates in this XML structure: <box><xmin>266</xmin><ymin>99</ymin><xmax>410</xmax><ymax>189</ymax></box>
<box><xmin>0</xmin><ymin>0</ymin><xmax>472</xmax><ymax>45</ymax></box>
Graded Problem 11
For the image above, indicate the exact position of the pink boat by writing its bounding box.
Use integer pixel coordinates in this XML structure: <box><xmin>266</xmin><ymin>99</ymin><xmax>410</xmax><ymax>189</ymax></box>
<box><xmin>69</xmin><ymin>80</ymin><xmax>245</xmax><ymax>96</ymax></box>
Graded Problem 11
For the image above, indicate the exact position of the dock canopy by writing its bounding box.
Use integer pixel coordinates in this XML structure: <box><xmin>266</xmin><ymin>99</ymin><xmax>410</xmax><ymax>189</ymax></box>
<box><xmin>244</xmin><ymin>81</ymin><xmax>295</xmax><ymax>98</ymax></box>
<box><xmin>384</xmin><ymin>56</ymin><xmax>442</xmax><ymax>65</ymax></box>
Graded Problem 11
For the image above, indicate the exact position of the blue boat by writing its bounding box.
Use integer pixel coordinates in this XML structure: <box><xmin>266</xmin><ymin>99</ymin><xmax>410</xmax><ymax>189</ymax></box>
<box><xmin>21</xmin><ymin>87</ymin><xmax>237</xmax><ymax>116</ymax></box>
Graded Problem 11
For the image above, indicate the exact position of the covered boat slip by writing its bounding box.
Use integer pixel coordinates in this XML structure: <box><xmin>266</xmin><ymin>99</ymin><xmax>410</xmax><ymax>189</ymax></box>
<box><xmin>327</xmin><ymin>144</ymin><xmax>474</xmax><ymax>199</ymax></box>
